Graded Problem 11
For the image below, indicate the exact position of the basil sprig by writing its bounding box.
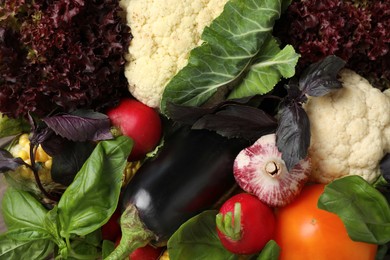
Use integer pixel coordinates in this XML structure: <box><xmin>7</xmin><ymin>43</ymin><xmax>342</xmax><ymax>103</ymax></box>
<box><xmin>319</xmin><ymin>175</ymin><xmax>390</xmax><ymax>245</ymax></box>
<box><xmin>0</xmin><ymin>136</ymin><xmax>133</xmax><ymax>259</ymax></box>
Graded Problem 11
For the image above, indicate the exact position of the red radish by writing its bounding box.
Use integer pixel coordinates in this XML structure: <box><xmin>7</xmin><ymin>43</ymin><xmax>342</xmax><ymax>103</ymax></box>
<box><xmin>107</xmin><ymin>98</ymin><xmax>162</xmax><ymax>161</ymax></box>
<box><xmin>233</xmin><ymin>133</ymin><xmax>311</xmax><ymax>207</ymax></box>
<box><xmin>128</xmin><ymin>244</ymin><xmax>163</xmax><ymax>260</ymax></box>
<box><xmin>101</xmin><ymin>209</ymin><xmax>122</xmax><ymax>242</ymax></box>
<box><xmin>114</xmin><ymin>238</ymin><xmax>163</xmax><ymax>260</ymax></box>
<box><xmin>216</xmin><ymin>193</ymin><xmax>276</xmax><ymax>255</ymax></box>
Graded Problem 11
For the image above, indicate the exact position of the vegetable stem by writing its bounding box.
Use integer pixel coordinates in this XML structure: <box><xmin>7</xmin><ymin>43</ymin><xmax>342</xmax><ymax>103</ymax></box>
<box><xmin>104</xmin><ymin>204</ymin><xmax>155</xmax><ymax>260</ymax></box>
<box><xmin>216</xmin><ymin>202</ymin><xmax>242</xmax><ymax>241</ymax></box>
<box><xmin>28</xmin><ymin>143</ymin><xmax>58</xmax><ymax>201</ymax></box>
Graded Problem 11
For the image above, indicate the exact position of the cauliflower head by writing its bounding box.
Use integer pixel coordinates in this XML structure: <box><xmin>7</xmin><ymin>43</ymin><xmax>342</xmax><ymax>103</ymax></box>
<box><xmin>120</xmin><ymin>0</ymin><xmax>228</xmax><ymax>108</ymax></box>
<box><xmin>304</xmin><ymin>69</ymin><xmax>390</xmax><ymax>184</ymax></box>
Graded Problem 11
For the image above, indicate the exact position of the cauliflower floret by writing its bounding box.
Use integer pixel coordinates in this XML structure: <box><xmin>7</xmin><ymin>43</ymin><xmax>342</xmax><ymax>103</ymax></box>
<box><xmin>304</xmin><ymin>69</ymin><xmax>390</xmax><ymax>184</ymax></box>
<box><xmin>119</xmin><ymin>0</ymin><xmax>228</xmax><ymax>108</ymax></box>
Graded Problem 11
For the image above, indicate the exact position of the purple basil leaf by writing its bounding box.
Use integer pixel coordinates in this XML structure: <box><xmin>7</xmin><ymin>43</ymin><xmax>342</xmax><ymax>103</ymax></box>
<box><xmin>276</xmin><ymin>104</ymin><xmax>311</xmax><ymax>171</ymax></box>
<box><xmin>40</xmin><ymin>134</ymin><xmax>70</xmax><ymax>157</ymax></box>
<box><xmin>299</xmin><ymin>55</ymin><xmax>346</xmax><ymax>97</ymax></box>
<box><xmin>30</xmin><ymin>127</ymin><xmax>54</xmax><ymax>146</ymax></box>
<box><xmin>42</xmin><ymin>110</ymin><xmax>113</xmax><ymax>142</ymax></box>
<box><xmin>380</xmin><ymin>153</ymin><xmax>390</xmax><ymax>183</ymax></box>
<box><xmin>28</xmin><ymin>112</ymin><xmax>54</xmax><ymax>145</ymax></box>
<box><xmin>51</xmin><ymin>141</ymin><xmax>96</xmax><ymax>186</ymax></box>
<box><xmin>166</xmin><ymin>102</ymin><xmax>213</xmax><ymax>125</ymax></box>
<box><xmin>166</xmin><ymin>96</ymin><xmax>268</xmax><ymax>126</ymax></box>
<box><xmin>192</xmin><ymin>105</ymin><xmax>277</xmax><ymax>140</ymax></box>
<box><xmin>0</xmin><ymin>149</ymin><xmax>25</xmax><ymax>173</ymax></box>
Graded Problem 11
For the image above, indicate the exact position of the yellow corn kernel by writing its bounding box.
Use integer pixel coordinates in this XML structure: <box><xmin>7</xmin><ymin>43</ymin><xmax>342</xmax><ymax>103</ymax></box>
<box><xmin>38</xmin><ymin>168</ymin><xmax>52</xmax><ymax>184</ymax></box>
<box><xmin>19</xmin><ymin>165</ymin><xmax>34</xmax><ymax>179</ymax></box>
<box><xmin>159</xmin><ymin>250</ymin><xmax>169</xmax><ymax>260</ymax></box>
<box><xmin>35</xmin><ymin>145</ymin><xmax>50</xmax><ymax>162</ymax></box>
<box><xmin>17</xmin><ymin>150</ymin><xmax>30</xmax><ymax>161</ymax></box>
<box><xmin>122</xmin><ymin>161</ymin><xmax>142</xmax><ymax>187</ymax></box>
<box><xmin>44</xmin><ymin>159</ymin><xmax>53</xmax><ymax>170</ymax></box>
<box><xmin>18</xmin><ymin>134</ymin><xmax>30</xmax><ymax>146</ymax></box>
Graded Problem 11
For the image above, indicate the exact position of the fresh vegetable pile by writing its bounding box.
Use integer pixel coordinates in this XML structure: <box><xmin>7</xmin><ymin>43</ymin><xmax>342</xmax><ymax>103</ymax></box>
<box><xmin>0</xmin><ymin>0</ymin><xmax>389</xmax><ymax>259</ymax></box>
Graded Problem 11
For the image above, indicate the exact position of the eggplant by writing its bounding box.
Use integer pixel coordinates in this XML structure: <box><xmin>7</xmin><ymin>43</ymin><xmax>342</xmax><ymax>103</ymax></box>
<box><xmin>105</xmin><ymin>128</ymin><xmax>247</xmax><ymax>259</ymax></box>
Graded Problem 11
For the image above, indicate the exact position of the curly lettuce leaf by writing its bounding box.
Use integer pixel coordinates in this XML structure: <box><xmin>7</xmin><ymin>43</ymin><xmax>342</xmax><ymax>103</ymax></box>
<box><xmin>161</xmin><ymin>0</ymin><xmax>292</xmax><ymax>114</ymax></box>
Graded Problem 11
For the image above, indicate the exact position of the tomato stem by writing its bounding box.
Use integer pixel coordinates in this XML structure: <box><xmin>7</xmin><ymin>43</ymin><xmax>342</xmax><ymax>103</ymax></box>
<box><xmin>216</xmin><ymin>202</ymin><xmax>242</xmax><ymax>241</ymax></box>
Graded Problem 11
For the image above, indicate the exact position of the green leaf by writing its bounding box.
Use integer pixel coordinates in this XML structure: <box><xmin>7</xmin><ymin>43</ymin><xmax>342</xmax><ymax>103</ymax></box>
<box><xmin>161</xmin><ymin>0</ymin><xmax>286</xmax><ymax>113</ymax></box>
<box><xmin>1</xmin><ymin>188</ymin><xmax>48</xmax><ymax>231</ymax></box>
<box><xmin>256</xmin><ymin>240</ymin><xmax>280</xmax><ymax>260</ymax></box>
<box><xmin>102</xmin><ymin>240</ymin><xmax>116</xmax><ymax>259</ymax></box>
<box><xmin>0</xmin><ymin>233</ymin><xmax>54</xmax><ymax>260</ymax></box>
<box><xmin>43</xmin><ymin>207</ymin><xmax>68</xmax><ymax>252</ymax></box>
<box><xmin>167</xmin><ymin>210</ymin><xmax>237</xmax><ymax>260</ymax></box>
<box><xmin>4</xmin><ymin>227</ymin><xmax>51</xmax><ymax>241</ymax></box>
<box><xmin>228</xmin><ymin>37</ymin><xmax>299</xmax><ymax>99</ymax></box>
<box><xmin>58</xmin><ymin>136</ymin><xmax>133</xmax><ymax>238</ymax></box>
<box><xmin>0</xmin><ymin>114</ymin><xmax>29</xmax><ymax>138</ymax></box>
<box><xmin>318</xmin><ymin>175</ymin><xmax>390</xmax><ymax>244</ymax></box>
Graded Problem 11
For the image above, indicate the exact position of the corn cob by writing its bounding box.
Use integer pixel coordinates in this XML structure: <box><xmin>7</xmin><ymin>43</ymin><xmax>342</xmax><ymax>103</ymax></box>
<box><xmin>10</xmin><ymin>134</ymin><xmax>143</xmax><ymax>186</ymax></box>
<box><xmin>9</xmin><ymin>133</ymin><xmax>53</xmax><ymax>184</ymax></box>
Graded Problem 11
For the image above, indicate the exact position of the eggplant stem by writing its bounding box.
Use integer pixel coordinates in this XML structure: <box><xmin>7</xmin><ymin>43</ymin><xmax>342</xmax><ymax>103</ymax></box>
<box><xmin>104</xmin><ymin>204</ymin><xmax>155</xmax><ymax>260</ymax></box>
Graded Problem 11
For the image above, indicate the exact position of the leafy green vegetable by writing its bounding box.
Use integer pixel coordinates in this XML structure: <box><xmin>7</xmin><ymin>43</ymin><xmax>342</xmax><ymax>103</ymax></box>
<box><xmin>228</xmin><ymin>37</ymin><xmax>299</xmax><ymax>99</ymax></box>
<box><xmin>318</xmin><ymin>175</ymin><xmax>390</xmax><ymax>245</ymax></box>
<box><xmin>0</xmin><ymin>234</ymin><xmax>54</xmax><ymax>260</ymax></box>
<box><xmin>58</xmin><ymin>136</ymin><xmax>133</xmax><ymax>239</ymax></box>
<box><xmin>167</xmin><ymin>210</ymin><xmax>237</xmax><ymax>260</ymax></box>
<box><xmin>256</xmin><ymin>240</ymin><xmax>280</xmax><ymax>260</ymax></box>
<box><xmin>0</xmin><ymin>136</ymin><xmax>133</xmax><ymax>259</ymax></box>
<box><xmin>1</xmin><ymin>188</ymin><xmax>48</xmax><ymax>231</ymax></box>
<box><xmin>0</xmin><ymin>114</ymin><xmax>29</xmax><ymax>139</ymax></box>
<box><xmin>0</xmin><ymin>188</ymin><xmax>55</xmax><ymax>259</ymax></box>
<box><xmin>161</xmin><ymin>0</ymin><xmax>295</xmax><ymax>114</ymax></box>
<box><xmin>102</xmin><ymin>240</ymin><xmax>116</xmax><ymax>258</ymax></box>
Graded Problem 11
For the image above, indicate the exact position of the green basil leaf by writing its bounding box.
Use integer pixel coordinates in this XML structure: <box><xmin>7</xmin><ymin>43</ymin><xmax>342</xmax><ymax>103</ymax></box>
<box><xmin>4</xmin><ymin>227</ymin><xmax>51</xmax><ymax>241</ymax></box>
<box><xmin>228</xmin><ymin>37</ymin><xmax>299</xmax><ymax>99</ymax></box>
<box><xmin>68</xmin><ymin>240</ymin><xmax>99</xmax><ymax>260</ymax></box>
<box><xmin>256</xmin><ymin>240</ymin><xmax>280</xmax><ymax>260</ymax></box>
<box><xmin>0</xmin><ymin>233</ymin><xmax>54</xmax><ymax>260</ymax></box>
<box><xmin>167</xmin><ymin>210</ymin><xmax>237</xmax><ymax>260</ymax></box>
<box><xmin>318</xmin><ymin>175</ymin><xmax>390</xmax><ymax>244</ymax></box>
<box><xmin>102</xmin><ymin>240</ymin><xmax>116</xmax><ymax>259</ymax></box>
<box><xmin>0</xmin><ymin>114</ymin><xmax>29</xmax><ymax>138</ymax></box>
<box><xmin>161</xmin><ymin>0</ymin><xmax>286</xmax><ymax>113</ymax></box>
<box><xmin>44</xmin><ymin>206</ymin><xmax>68</xmax><ymax>252</ymax></box>
<box><xmin>58</xmin><ymin>136</ymin><xmax>133</xmax><ymax>238</ymax></box>
<box><xmin>1</xmin><ymin>187</ymin><xmax>48</xmax><ymax>230</ymax></box>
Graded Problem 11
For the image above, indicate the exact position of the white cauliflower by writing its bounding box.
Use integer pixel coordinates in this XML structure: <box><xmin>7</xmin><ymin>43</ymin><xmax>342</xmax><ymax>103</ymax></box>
<box><xmin>304</xmin><ymin>69</ymin><xmax>390</xmax><ymax>184</ymax></box>
<box><xmin>119</xmin><ymin>0</ymin><xmax>228</xmax><ymax>108</ymax></box>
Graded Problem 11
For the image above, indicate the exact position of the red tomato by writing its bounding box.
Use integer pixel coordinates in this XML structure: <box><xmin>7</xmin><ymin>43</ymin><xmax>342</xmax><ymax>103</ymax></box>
<box><xmin>129</xmin><ymin>244</ymin><xmax>163</xmax><ymax>260</ymax></box>
<box><xmin>101</xmin><ymin>209</ymin><xmax>121</xmax><ymax>242</ymax></box>
<box><xmin>216</xmin><ymin>193</ymin><xmax>276</xmax><ymax>255</ymax></box>
<box><xmin>107</xmin><ymin>98</ymin><xmax>162</xmax><ymax>161</ymax></box>
<box><xmin>274</xmin><ymin>184</ymin><xmax>378</xmax><ymax>260</ymax></box>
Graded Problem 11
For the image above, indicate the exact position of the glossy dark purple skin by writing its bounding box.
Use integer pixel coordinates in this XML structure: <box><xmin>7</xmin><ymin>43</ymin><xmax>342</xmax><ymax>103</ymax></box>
<box><xmin>122</xmin><ymin>128</ymin><xmax>247</xmax><ymax>243</ymax></box>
